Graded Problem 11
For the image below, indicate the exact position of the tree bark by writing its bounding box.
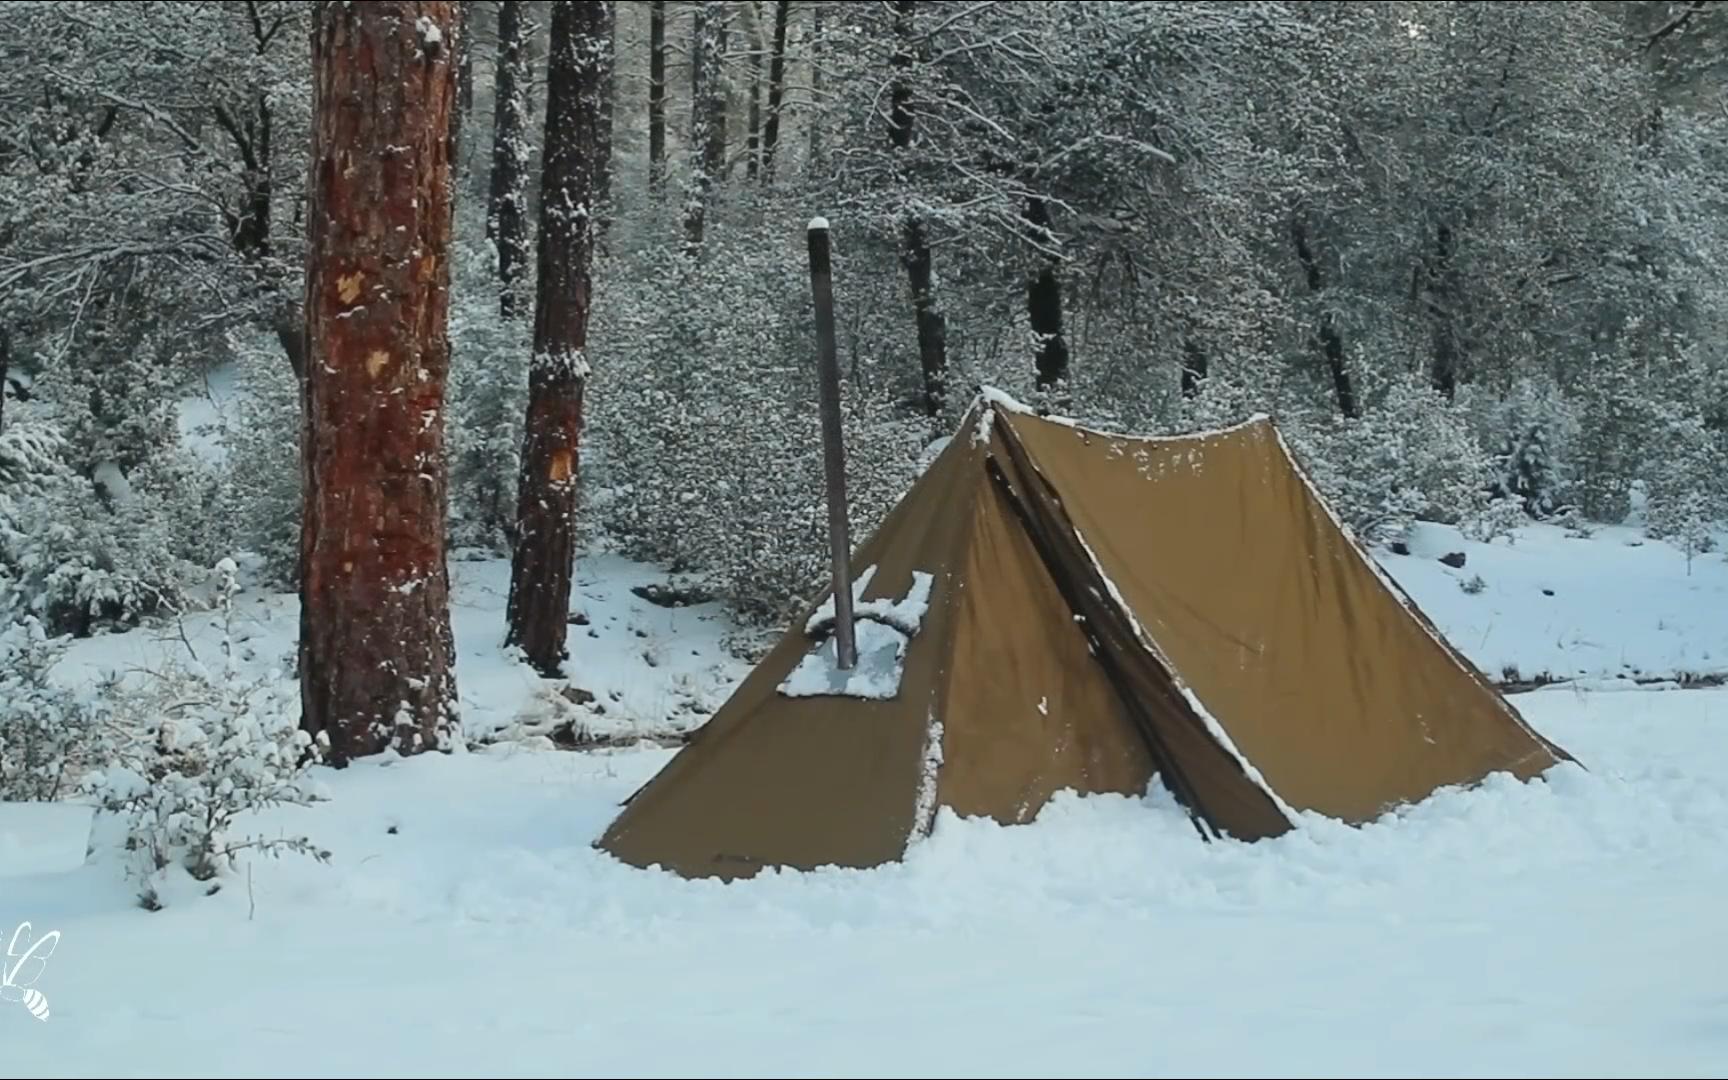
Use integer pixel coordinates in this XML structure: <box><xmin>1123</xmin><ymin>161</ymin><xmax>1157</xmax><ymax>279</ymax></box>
<box><xmin>746</xmin><ymin>11</ymin><xmax>762</xmax><ymax>181</ymax></box>
<box><xmin>888</xmin><ymin>0</ymin><xmax>946</xmax><ymax>416</ymax></box>
<box><xmin>1025</xmin><ymin>197</ymin><xmax>1069</xmax><ymax>399</ymax></box>
<box><xmin>1180</xmin><ymin>340</ymin><xmax>1208</xmax><ymax>399</ymax></box>
<box><xmin>506</xmin><ymin>0</ymin><xmax>606</xmax><ymax>677</ymax></box>
<box><xmin>1429</xmin><ymin>221</ymin><xmax>1462</xmax><ymax>401</ymax></box>
<box><xmin>597</xmin><ymin>0</ymin><xmax>616</xmax><ymax>237</ymax></box>
<box><xmin>684</xmin><ymin>1</ymin><xmax>727</xmax><ymax>254</ymax></box>
<box><xmin>807</xmin><ymin>2</ymin><xmax>824</xmax><ymax>169</ymax></box>
<box><xmin>489</xmin><ymin>0</ymin><xmax>532</xmax><ymax>318</ymax></box>
<box><xmin>759</xmin><ymin>0</ymin><xmax>790</xmax><ymax>180</ymax></box>
<box><xmin>648</xmin><ymin>0</ymin><xmax>667</xmax><ymax>190</ymax></box>
<box><xmin>0</xmin><ymin>325</ymin><xmax>10</xmax><ymax>435</ymax></box>
<box><xmin>1291</xmin><ymin>214</ymin><xmax>1358</xmax><ymax>419</ymax></box>
<box><xmin>300</xmin><ymin>0</ymin><xmax>461</xmax><ymax>764</ymax></box>
<box><xmin>453</xmin><ymin>0</ymin><xmax>474</xmax><ymax>165</ymax></box>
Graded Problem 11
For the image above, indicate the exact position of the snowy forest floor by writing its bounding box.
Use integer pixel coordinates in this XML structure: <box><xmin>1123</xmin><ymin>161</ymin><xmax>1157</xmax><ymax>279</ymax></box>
<box><xmin>5</xmin><ymin>518</ymin><xmax>1728</xmax><ymax>1075</ymax></box>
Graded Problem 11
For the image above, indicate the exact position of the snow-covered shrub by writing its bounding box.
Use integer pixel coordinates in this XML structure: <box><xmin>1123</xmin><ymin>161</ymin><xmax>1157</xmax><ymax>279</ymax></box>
<box><xmin>1284</xmin><ymin>374</ymin><xmax>1492</xmax><ymax>547</ymax></box>
<box><xmin>588</xmin><ymin>227</ymin><xmax>932</xmax><ymax>623</ymax></box>
<box><xmin>1640</xmin><ymin>407</ymin><xmax>1725</xmax><ymax>551</ymax></box>
<box><xmin>0</xmin><ymin>614</ymin><xmax>107</xmax><ymax>802</ymax></box>
<box><xmin>1463</xmin><ymin>374</ymin><xmax>1580</xmax><ymax>519</ymax></box>
<box><xmin>1463</xmin><ymin>495</ymin><xmax>1530</xmax><ymax>546</ymax></box>
<box><xmin>447</xmin><ymin>275</ymin><xmax>530</xmax><ymax>555</ymax></box>
<box><xmin>0</xmin><ymin>414</ymin><xmax>72</xmax><ymax>551</ymax></box>
<box><xmin>0</xmin><ymin>368</ymin><xmax>215</xmax><ymax>634</ymax></box>
<box><xmin>1570</xmin><ymin>347</ymin><xmax>1655</xmax><ymax>525</ymax></box>
<box><xmin>6</xmin><ymin>467</ymin><xmax>200</xmax><ymax>637</ymax></box>
<box><xmin>1</xmin><ymin>413</ymin><xmax>176</xmax><ymax>634</ymax></box>
<box><xmin>220</xmin><ymin>336</ymin><xmax>304</xmax><ymax>586</ymax></box>
<box><xmin>84</xmin><ymin>560</ymin><xmax>328</xmax><ymax>909</ymax></box>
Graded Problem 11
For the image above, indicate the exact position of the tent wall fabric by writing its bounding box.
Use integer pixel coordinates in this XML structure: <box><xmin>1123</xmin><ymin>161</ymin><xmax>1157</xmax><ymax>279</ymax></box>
<box><xmin>595</xmin><ymin>392</ymin><xmax>1574</xmax><ymax>880</ymax></box>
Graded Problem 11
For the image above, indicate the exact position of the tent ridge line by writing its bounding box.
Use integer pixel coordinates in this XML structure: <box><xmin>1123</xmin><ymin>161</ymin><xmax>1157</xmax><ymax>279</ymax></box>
<box><xmin>973</xmin><ymin>385</ymin><xmax>1274</xmax><ymax>445</ymax></box>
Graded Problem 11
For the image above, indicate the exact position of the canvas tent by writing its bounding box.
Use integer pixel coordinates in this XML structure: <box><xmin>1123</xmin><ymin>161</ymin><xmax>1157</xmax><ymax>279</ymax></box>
<box><xmin>596</xmin><ymin>391</ymin><xmax>1574</xmax><ymax>880</ymax></box>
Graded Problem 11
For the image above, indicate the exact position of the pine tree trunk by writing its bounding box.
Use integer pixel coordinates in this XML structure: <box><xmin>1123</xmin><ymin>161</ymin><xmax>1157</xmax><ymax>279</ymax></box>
<box><xmin>759</xmin><ymin>0</ymin><xmax>790</xmax><ymax>180</ymax></box>
<box><xmin>300</xmin><ymin>0</ymin><xmax>460</xmax><ymax>764</ymax></box>
<box><xmin>506</xmin><ymin>0</ymin><xmax>606</xmax><ymax>677</ymax></box>
<box><xmin>889</xmin><ymin>0</ymin><xmax>946</xmax><ymax>416</ymax></box>
<box><xmin>648</xmin><ymin>0</ymin><xmax>667</xmax><ymax>190</ymax></box>
<box><xmin>489</xmin><ymin>0</ymin><xmax>532</xmax><ymax>318</ymax></box>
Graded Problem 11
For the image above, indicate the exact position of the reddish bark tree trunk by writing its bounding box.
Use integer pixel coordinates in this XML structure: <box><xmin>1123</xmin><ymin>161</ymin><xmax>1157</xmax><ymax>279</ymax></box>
<box><xmin>506</xmin><ymin>0</ymin><xmax>607</xmax><ymax>676</ymax></box>
<box><xmin>300</xmin><ymin>0</ymin><xmax>461</xmax><ymax>764</ymax></box>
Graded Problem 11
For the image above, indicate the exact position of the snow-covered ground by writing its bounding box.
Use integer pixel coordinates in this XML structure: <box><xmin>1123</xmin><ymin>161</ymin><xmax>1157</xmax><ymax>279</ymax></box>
<box><xmin>4</xmin><ymin>519</ymin><xmax>1728</xmax><ymax>1076</ymax></box>
<box><xmin>1388</xmin><ymin>517</ymin><xmax>1728</xmax><ymax>687</ymax></box>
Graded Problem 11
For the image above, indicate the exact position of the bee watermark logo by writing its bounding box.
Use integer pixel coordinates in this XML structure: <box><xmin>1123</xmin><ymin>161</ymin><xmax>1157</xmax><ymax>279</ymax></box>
<box><xmin>1</xmin><ymin>922</ymin><xmax>59</xmax><ymax>1022</ymax></box>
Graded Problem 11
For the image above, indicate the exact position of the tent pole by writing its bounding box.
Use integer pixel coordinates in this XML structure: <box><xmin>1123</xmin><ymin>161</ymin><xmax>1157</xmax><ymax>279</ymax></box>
<box><xmin>807</xmin><ymin>216</ymin><xmax>857</xmax><ymax>670</ymax></box>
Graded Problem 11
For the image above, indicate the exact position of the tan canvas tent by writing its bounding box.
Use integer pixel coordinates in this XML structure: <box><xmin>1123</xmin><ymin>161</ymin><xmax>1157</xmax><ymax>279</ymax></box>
<box><xmin>596</xmin><ymin>391</ymin><xmax>1574</xmax><ymax>879</ymax></box>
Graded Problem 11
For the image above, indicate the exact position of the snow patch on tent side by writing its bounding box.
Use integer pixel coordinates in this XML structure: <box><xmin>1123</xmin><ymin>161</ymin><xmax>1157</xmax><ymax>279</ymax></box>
<box><xmin>1066</xmin><ymin>526</ymin><xmax>1303</xmax><ymax>831</ymax></box>
<box><xmin>781</xmin><ymin>568</ymin><xmax>936</xmax><ymax>701</ymax></box>
<box><xmin>1264</xmin><ymin>424</ymin><xmax>1561</xmax><ymax>757</ymax></box>
<box><xmin>909</xmin><ymin>708</ymin><xmax>945</xmax><ymax>841</ymax></box>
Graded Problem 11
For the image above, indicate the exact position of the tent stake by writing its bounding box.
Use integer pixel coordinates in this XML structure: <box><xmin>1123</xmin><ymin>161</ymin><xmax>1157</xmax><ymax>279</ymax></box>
<box><xmin>807</xmin><ymin>216</ymin><xmax>857</xmax><ymax>670</ymax></box>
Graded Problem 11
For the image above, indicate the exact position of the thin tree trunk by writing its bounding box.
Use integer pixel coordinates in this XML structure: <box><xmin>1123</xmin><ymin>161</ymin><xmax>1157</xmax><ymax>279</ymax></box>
<box><xmin>684</xmin><ymin>1</ymin><xmax>726</xmax><ymax>253</ymax></box>
<box><xmin>453</xmin><ymin>0</ymin><xmax>474</xmax><ymax>165</ymax></box>
<box><xmin>1429</xmin><ymin>221</ymin><xmax>1462</xmax><ymax>401</ymax></box>
<box><xmin>759</xmin><ymin>0</ymin><xmax>789</xmax><ymax>180</ymax></box>
<box><xmin>597</xmin><ymin>0</ymin><xmax>616</xmax><ymax>238</ymax></box>
<box><xmin>489</xmin><ymin>0</ymin><xmax>532</xmax><ymax>318</ymax></box>
<box><xmin>506</xmin><ymin>0</ymin><xmax>607</xmax><ymax>677</ymax></box>
<box><xmin>1026</xmin><ymin>197</ymin><xmax>1069</xmax><ymax>399</ymax></box>
<box><xmin>0</xmin><ymin>326</ymin><xmax>10</xmax><ymax>434</ymax></box>
<box><xmin>648</xmin><ymin>0</ymin><xmax>667</xmax><ymax>190</ymax></box>
<box><xmin>1180</xmin><ymin>339</ymin><xmax>1208</xmax><ymax>399</ymax></box>
<box><xmin>457</xmin><ymin>0</ymin><xmax>474</xmax><ymax>115</ymax></box>
<box><xmin>807</xmin><ymin>2</ymin><xmax>824</xmax><ymax>170</ymax></box>
<box><xmin>888</xmin><ymin>0</ymin><xmax>946</xmax><ymax>416</ymax></box>
<box><xmin>746</xmin><ymin>3</ymin><xmax>762</xmax><ymax>181</ymax></box>
<box><xmin>704</xmin><ymin>6</ymin><xmax>729</xmax><ymax>181</ymax></box>
<box><xmin>1291</xmin><ymin>214</ymin><xmax>1358</xmax><ymax>419</ymax></box>
<box><xmin>300</xmin><ymin>0</ymin><xmax>461</xmax><ymax>764</ymax></box>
